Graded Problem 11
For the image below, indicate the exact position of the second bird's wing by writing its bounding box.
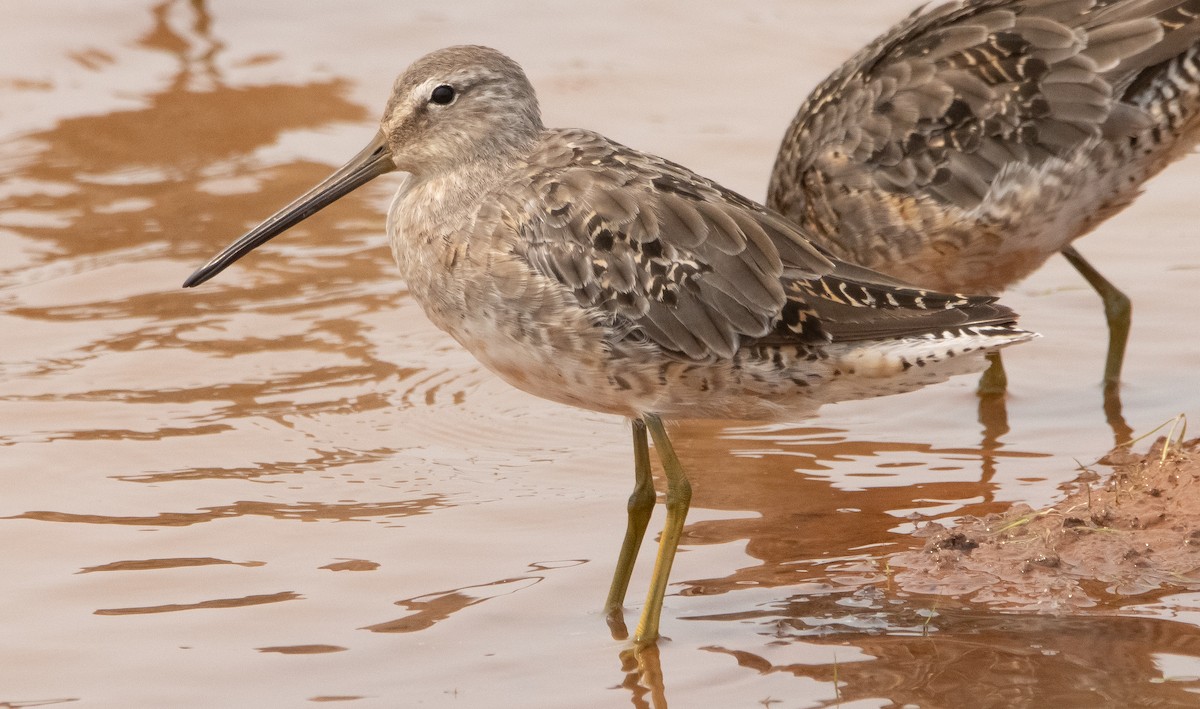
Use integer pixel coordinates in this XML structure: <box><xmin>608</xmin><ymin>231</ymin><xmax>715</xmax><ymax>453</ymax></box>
<box><xmin>768</xmin><ymin>0</ymin><xmax>1200</xmax><ymax>235</ymax></box>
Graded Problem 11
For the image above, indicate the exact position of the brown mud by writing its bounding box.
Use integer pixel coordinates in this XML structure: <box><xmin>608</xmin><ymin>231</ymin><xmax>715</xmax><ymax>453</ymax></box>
<box><xmin>895</xmin><ymin>434</ymin><xmax>1200</xmax><ymax>607</ymax></box>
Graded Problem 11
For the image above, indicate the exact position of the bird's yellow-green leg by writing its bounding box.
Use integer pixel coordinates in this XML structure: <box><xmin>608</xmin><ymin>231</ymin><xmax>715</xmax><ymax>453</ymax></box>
<box><xmin>634</xmin><ymin>413</ymin><xmax>692</xmax><ymax>646</ymax></box>
<box><xmin>977</xmin><ymin>351</ymin><xmax>1008</xmax><ymax>397</ymax></box>
<box><xmin>1062</xmin><ymin>245</ymin><xmax>1131</xmax><ymax>388</ymax></box>
<box><xmin>605</xmin><ymin>418</ymin><xmax>656</xmax><ymax>637</ymax></box>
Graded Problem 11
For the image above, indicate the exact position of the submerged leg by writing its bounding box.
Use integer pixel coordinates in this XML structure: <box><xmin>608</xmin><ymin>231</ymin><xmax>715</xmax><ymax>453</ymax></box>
<box><xmin>634</xmin><ymin>413</ymin><xmax>692</xmax><ymax>646</ymax></box>
<box><xmin>1061</xmin><ymin>246</ymin><xmax>1131</xmax><ymax>387</ymax></box>
<box><xmin>605</xmin><ymin>418</ymin><xmax>656</xmax><ymax>638</ymax></box>
<box><xmin>977</xmin><ymin>351</ymin><xmax>1008</xmax><ymax>397</ymax></box>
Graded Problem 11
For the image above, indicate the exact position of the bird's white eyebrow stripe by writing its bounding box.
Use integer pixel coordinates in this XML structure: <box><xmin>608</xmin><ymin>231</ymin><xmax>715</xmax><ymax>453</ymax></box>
<box><xmin>412</xmin><ymin>77</ymin><xmax>443</xmax><ymax>101</ymax></box>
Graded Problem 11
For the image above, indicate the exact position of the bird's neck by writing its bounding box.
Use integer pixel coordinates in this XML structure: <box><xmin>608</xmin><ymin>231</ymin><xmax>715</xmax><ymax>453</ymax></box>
<box><xmin>397</xmin><ymin>159</ymin><xmax>506</xmax><ymax>225</ymax></box>
<box><xmin>384</xmin><ymin>155</ymin><xmax>512</xmax><ymax>282</ymax></box>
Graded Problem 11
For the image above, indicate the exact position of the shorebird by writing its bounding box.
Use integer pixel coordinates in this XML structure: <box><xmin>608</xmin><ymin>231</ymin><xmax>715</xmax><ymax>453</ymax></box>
<box><xmin>768</xmin><ymin>0</ymin><xmax>1200</xmax><ymax>392</ymax></box>
<box><xmin>184</xmin><ymin>45</ymin><xmax>1034</xmax><ymax>645</ymax></box>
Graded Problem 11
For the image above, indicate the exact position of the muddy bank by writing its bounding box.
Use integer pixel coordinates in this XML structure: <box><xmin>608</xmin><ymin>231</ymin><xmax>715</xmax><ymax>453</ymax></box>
<box><xmin>893</xmin><ymin>435</ymin><xmax>1200</xmax><ymax>608</ymax></box>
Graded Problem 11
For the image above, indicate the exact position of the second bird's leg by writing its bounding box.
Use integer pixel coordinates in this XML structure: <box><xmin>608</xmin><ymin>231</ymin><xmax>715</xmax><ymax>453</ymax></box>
<box><xmin>605</xmin><ymin>418</ymin><xmax>656</xmax><ymax>637</ymax></box>
<box><xmin>634</xmin><ymin>413</ymin><xmax>692</xmax><ymax>646</ymax></box>
<box><xmin>1061</xmin><ymin>245</ymin><xmax>1131</xmax><ymax>388</ymax></box>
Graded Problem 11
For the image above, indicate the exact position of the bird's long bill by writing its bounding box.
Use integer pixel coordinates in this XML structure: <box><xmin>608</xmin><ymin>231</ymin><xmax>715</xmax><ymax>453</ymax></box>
<box><xmin>182</xmin><ymin>130</ymin><xmax>396</xmax><ymax>288</ymax></box>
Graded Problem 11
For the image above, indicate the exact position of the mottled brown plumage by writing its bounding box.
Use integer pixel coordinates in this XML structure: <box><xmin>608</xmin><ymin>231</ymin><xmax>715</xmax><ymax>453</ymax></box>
<box><xmin>768</xmin><ymin>0</ymin><xmax>1200</xmax><ymax>385</ymax></box>
<box><xmin>184</xmin><ymin>46</ymin><xmax>1034</xmax><ymax>646</ymax></box>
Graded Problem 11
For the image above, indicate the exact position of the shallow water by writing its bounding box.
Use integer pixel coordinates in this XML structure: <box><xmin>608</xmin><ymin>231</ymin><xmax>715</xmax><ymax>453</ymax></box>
<box><xmin>2</xmin><ymin>1</ymin><xmax>1199</xmax><ymax>707</ymax></box>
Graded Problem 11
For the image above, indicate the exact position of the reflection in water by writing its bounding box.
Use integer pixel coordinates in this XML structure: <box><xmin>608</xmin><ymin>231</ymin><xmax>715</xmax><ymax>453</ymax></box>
<box><xmin>96</xmin><ymin>591</ymin><xmax>301</xmax><ymax>615</ymax></box>
<box><xmin>319</xmin><ymin>559</ymin><xmax>379</xmax><ymax>572</ymax></box>
<box><xmin>365</xmin><ymin>560</ymin><xmax>584</xmax><ymax>633</ymax></box>
<box><xmin>0</xmin><ymin>0</ymin><xmax>394</xmax><ymax>442</ymax></box>
<box><xmin>256</xmin><ymin>645</ymin><xmax>346</xmax><ymax>655</ymax></box>
<box><xmin>78</xmin><ymin>557</ymin><xmax>264</xmax><ymax>573</ymax></box>
<box><xmin>0</xmin><ymin>698</ymin><xmax>80</xmax><ymax>708</ymax></box>
<box><xmin>703</xmin><ymin>600</ymin><xmax>1200</xmax><ymax>707</ymax></box>
<box><xmin>664</xmin><ymin>420</ymin><xmax>1049</xmax><ymax>595</ymax></box>
<box><xmin>142</xmin><ymin>0</ymin><xmax>224</xmax><ymax>94</ymax></box>
<box><xmin>1104</xmin><ymin>383</ymin><xmax>1135</xmax><ymax>446</ymax></box>
<box><xmin>977</xmin><ymin>391</ymin><xmax>1009</xmax><ymax>489</ymax></box>
<box><xmin>12</xmin><ymin>497</ymin><xmax>444</xmax><ymax>526</ymax></box>
<box><xmin>619</xmin><ymin>644</ymin><xmax>668</xmax><ymax>709</ymax></box>
<box><xmin>113</xmin><ymin>447</ymin><xmax>399</xmax><ymax>483</ymax></box>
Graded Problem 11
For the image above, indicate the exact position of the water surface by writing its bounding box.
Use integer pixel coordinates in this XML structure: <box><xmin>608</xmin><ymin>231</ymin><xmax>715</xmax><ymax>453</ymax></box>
<box><xmin>2</xmin><ymin>2</ymin><xmax>1199</xmax><ymax>706</ymax></box>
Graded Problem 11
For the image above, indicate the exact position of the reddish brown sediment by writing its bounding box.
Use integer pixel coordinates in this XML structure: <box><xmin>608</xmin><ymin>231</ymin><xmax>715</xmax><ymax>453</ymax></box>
<box><xmin>892</xmin><ymin>437</ymin><xmax>1200</xmax><ymax>608</ymax></box>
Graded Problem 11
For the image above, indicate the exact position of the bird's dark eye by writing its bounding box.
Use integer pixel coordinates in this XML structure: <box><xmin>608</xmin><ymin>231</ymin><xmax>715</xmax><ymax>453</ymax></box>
<box><xmin>430</xmin><ymin>84</ymin><xmax>456</xmax><ymax>105</ymax></box>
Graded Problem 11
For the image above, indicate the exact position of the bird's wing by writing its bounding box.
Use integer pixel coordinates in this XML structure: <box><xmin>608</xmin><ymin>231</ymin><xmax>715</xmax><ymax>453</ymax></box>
<box><xmin>768</xmin><ymin>0</ymin><xmax>1200</xmax><ymax>222</ymax></box>
<box><xmin>506</xmin><ymin>129</ymin><xmax>1015</xmax><ymax>361</ymax></box>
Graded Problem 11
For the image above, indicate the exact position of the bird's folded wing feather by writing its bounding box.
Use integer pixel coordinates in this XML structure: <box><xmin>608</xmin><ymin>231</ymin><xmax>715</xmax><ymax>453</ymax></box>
<box><xmin>504</xmin><ymin>129</ymin><xmax>1015</xmax><ymax>361</ymax></box>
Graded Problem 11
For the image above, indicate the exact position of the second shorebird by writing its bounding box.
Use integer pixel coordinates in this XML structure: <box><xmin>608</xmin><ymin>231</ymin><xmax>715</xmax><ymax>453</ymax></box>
<box><xmin>183</xmin><ymin>46</ymin><xmax>1033</xmax><ymax>646</ymax></box>
<box><xmin>768</xmin><ymin>0</ymin><xmax>1200</xmax><ymax>390</ymax></box>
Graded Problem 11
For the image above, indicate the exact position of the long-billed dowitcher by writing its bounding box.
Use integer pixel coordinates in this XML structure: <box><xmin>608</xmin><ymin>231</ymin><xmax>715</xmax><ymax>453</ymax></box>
<box><xmin>184</xmin><ymin>45</ymin><xmax>1034</xmax><ymax>645</ymax></box>
<box><xmin>768</xmin><ymin>0</ymin><xmax>1200</xmax><ymax>391</ymax></box>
